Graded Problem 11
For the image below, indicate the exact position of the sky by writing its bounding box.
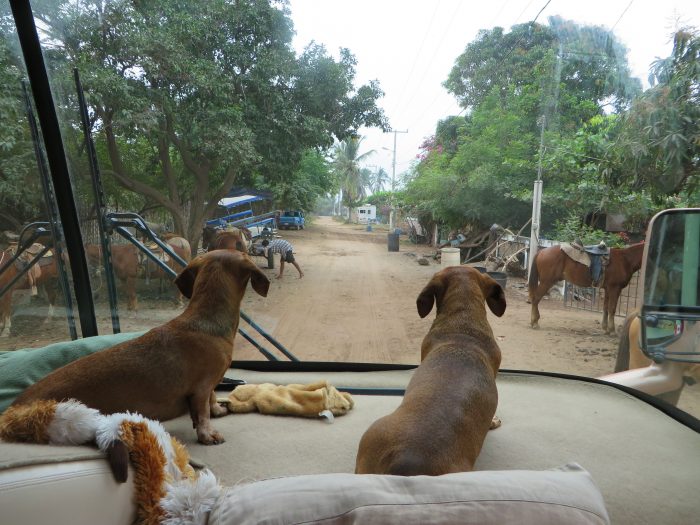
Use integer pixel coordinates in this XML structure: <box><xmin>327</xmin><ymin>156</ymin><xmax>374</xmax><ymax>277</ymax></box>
<box><xmin>288</xmin><ymin>0</ymin><xmax>699</xmax><ymax>190</ymax></box>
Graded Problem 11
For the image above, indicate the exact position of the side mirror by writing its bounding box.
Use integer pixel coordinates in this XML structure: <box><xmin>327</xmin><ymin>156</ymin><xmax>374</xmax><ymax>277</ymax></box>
<box><xmin>640</xmin><ymin>208</ymin><xmax>700</xmax><ymax>364</ymax></box>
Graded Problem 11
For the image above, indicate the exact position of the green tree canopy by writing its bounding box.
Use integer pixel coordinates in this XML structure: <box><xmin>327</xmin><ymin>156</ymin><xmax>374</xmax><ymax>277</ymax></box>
<box><xmin>13</xmin><ymin>0</ymin><xmax>388</xmax><ymax>249</ymax></box>
<box><xmin>408</xmin><ymin>17</ymin><xmax>642</xmax><ymax>233</ymax></box>
<box><xmin>610</xmin><ymin>28</ymin><xmax>700</xmax><ymax>198</ymax></box>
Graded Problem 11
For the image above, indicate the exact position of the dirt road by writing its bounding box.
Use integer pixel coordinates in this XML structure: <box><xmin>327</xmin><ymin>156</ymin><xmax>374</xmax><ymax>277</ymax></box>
<box><xmin>238</xmin><ymin>216</ymin><xmax>620</xmax><ymax>373</ymax></box>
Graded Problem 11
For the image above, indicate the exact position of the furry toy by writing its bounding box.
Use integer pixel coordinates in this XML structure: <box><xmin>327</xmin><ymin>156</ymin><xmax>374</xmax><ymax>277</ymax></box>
<box><xmin>0</xmin><ymin>399</ymin><xmax>219</xmax><ymax>525</ymax></box>
<box><xmin>221</xmin><ymin>381</ymin><xmax>354</xmax><ymax>418</ymax></box>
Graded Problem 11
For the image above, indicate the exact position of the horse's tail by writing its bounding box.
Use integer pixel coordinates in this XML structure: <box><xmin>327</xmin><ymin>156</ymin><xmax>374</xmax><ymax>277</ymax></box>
<box><xmin>614</xmin><ymin>311</ymin><xmax>637</xmax><ymax>372</ymax></box>
<box><xmin>527</xmin><ymin>251</ymin><xmax>540</xmax><ymax>300</ymax></box>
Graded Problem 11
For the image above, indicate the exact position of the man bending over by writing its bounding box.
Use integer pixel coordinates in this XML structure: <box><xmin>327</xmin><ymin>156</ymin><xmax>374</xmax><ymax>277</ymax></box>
<box><xmin>262</xmin><ymin>238</ymin><xmax>304</xmax><ymax>279</ymax></box>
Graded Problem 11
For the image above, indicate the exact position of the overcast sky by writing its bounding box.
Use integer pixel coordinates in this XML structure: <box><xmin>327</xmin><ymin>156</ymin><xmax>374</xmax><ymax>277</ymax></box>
<box><xmin>288</xmin><ymin>0</ymin><xmax>699</xmax><ymax>190</ymax></box>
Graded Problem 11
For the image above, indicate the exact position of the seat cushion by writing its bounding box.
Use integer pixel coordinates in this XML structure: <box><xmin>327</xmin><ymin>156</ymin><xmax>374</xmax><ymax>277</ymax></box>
<box><xmin>209</xmin><ymin>463</ymin><xmax>610</xmax><ymax>525</ymax></box>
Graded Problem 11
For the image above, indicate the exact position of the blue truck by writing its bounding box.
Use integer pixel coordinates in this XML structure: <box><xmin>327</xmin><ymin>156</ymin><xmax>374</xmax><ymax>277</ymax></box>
<box><xmin>278</xmin><ymin>210</ymin><xmax>305</xmax><ymax>230</ymax></box>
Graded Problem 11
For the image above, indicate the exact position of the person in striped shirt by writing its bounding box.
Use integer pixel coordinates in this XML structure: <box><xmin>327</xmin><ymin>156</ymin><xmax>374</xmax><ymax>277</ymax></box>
<box><xmin>262</xmin><ymin>238</ymin><xmax>304</xmax><ymax>279</ymax></box>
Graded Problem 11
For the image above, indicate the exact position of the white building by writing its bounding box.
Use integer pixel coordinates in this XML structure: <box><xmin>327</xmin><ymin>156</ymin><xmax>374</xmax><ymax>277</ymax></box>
<box><xmin>354</xmin><ymin>205</ymin><xmax>377</xmax><ymax>224</ymax></box>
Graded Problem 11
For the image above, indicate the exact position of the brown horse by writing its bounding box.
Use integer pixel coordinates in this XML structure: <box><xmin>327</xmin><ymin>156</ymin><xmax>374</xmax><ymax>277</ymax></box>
<box><xmin>201</xmin><ymin>225</ymin><xmax>249</xmax><ymax>252</ymax></box>
<box><xmin>528</xmin><ymin>242</ymin><xmax>644</xmax><ymax>334</ymax></box>
<box><xmin>0</xmin><ymin>245</ymin><xmax>60</xmax><ymax>336</ymax></box>
<box><xmin>86</xmin><ymin>236</ymin><xmax>191</xmax><ymax>311</ymax></box>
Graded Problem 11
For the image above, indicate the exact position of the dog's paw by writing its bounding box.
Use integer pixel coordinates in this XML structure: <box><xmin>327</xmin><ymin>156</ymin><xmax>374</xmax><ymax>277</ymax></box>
<box><xmin>489</xmin><ymin>415</ymin><xmax>502</xmax><ymax>430</ymax></box>
<box><xmin>210</xmin><ymin>402</ymin><xmax>228</xmax><ymax>418</ymax></box>
<box><xmin>198</xmin><ymin>429</ymin><xmax>226</xmax><ymax>445</ymax></box>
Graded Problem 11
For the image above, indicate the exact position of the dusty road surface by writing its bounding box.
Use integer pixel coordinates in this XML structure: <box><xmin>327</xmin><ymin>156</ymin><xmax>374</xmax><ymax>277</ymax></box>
<box><xmin>237</xmin><ymin>216</ymin><xmax>620</xmax><ymax>372</ymax></box>
<box><xmin>4</xmin><ymin>214</ymin><xmax>698</xmax><ymax>415</ymax></box>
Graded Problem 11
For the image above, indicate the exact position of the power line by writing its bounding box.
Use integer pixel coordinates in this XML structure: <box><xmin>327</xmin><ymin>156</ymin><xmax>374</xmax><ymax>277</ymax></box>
<box><xmin>391</xmin><ymin>0</ymin><xmax>464</xmax><ymax>117</ymax></box>
<box><xmin>393</xmin><ymin>0</ymin><xmax>556</xmax><ymax>173</ymax></box>
<box><xmin>513</xmin><ymin>0</ymin><xmax>538</xmax><ymax>26</ymax></box>
<box><xmin>390</xmin><ymin>0</ymin><xmax>443</xmax><ymax>116</ymax></box>
<box><xmin>611</xmin><ymin>0</ymin><xmax>635</xmax><ymax>32</ymax></box>
<box><xmin>406</xmin><ymin>0</ymin><xmax>552</xmax><ymax>148</ymax></box>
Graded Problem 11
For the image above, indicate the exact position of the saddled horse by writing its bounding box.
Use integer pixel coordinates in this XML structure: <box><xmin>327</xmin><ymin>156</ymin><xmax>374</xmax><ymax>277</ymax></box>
<box><xmin>86</xmin><ymin>235</ymin><xmax>191</xmax><ymax>311</ymax></box>
<box><xmin>528</xmin><ymin>242</ymin><xmax>644</xmax><ymax>334</ymax></box>
<box><xmin>201</xmin><ymin>225</ymin><xmax>250</xmax><ymax>252</ymax></box>
<box><xmin>0</xmin><ymin>244</ymin><xmax>60</xmax><ymax>335</ymax></box>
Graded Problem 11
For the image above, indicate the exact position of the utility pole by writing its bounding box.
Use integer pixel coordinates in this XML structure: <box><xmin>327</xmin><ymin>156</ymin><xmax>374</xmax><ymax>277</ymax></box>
<box><xmin>528</xmin><ymin>44</ymin><xmax>562</xmax><ymax>279</ymax></box>
<box><xmin>388</xmin><ymin>129</ymin><xmax>408</xmax><ymax>231</ymax></box>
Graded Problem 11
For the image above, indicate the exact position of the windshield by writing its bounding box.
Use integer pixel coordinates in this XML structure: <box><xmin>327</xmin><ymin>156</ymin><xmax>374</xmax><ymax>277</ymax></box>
<box><xmin>1</xmin><ymin>0</ymin><xmax>698</xmax><ymax>420</ymax></box>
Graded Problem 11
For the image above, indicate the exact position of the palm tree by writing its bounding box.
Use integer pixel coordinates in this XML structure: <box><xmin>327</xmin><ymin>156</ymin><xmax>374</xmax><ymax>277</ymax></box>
<box><xmin>371</xmin><ymin>167</ymin><xmax>390</xmax><ymax>193</ymax></box>
<box><xmin>332</xmin><ymin>137</ymin><xmax>374</xmax><ymax>219</ymax></box>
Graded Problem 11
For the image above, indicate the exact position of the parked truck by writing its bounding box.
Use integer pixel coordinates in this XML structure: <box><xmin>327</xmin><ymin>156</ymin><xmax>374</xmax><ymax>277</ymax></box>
<box><xmin>278</xmin><ymin>210</ymin><xmax>305</xmax><ymax>230</ymax></box>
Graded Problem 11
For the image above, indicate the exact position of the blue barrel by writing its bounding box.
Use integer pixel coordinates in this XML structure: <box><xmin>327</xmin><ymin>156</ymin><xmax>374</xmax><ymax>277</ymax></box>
<box><xmin>387</xmin><ymin>233</ymin><xmax>399</xmax><ymax>252</ymax></box>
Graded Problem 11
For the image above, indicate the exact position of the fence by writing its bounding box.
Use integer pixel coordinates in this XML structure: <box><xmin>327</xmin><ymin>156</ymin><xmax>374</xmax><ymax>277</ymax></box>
<box><xmin>564</xmin><ymin>273</ymin><xmax>639</xmax><ymax>319</ymax></box>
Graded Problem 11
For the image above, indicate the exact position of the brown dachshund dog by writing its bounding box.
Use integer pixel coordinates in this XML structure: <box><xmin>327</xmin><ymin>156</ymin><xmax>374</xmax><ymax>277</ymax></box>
<box><xmin>355</xmin><ymin>266</ymin><xmax>506</xmax><ymax>476</ymax></box>
<box><xmin>12</xmin><ymin>250</ymin><xmax>269</xmax><ymax>448</ymax></box>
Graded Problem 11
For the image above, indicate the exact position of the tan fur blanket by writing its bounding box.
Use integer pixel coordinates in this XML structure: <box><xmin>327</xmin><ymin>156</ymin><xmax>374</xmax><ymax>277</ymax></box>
<box><xmin>560</xmin><ymin>243</ymin><xmax>590</xmax><ymax>267</ymax></box>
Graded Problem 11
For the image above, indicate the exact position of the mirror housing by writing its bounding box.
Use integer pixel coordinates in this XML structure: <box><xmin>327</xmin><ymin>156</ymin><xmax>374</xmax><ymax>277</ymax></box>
<box><xmin>640</xmin><ymin>208</ymin><xmax>700</xmax><ymax>365</ymax></box>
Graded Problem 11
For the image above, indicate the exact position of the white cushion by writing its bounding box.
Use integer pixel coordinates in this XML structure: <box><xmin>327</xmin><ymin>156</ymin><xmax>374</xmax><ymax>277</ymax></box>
<box><xmin>209</xmin><ymin>463</ymin><xmax>609</xmax><ymax>525</ymax></box>
<box><xmin>0</xmin><ymin>458</ymin><xmax>134</xmax><ymax>525</ymax></box>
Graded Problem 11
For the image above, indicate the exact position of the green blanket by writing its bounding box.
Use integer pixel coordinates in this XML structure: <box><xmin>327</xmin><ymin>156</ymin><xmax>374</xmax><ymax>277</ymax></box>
<box><xmin>0</xmin><ymin>331</ymin><xmax>145</xmax><ymax>413</ymax></box>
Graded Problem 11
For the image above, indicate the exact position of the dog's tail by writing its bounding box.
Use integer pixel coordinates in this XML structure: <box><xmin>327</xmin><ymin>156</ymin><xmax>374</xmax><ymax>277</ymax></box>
<box><xmin>614</xmin><ymin>311</ymin><xmax>637</xmax><ymax>372</ymax></box>
<box><xmin>527</xmin><ymin>252</ymin><xmax>540</xmax><ymax>301</ymax></box>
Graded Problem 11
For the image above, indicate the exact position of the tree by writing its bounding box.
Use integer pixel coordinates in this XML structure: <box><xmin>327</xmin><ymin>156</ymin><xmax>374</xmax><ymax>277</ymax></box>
<box><xmin>370</xmin><ymin>167</ymin><xmax>389</xmax><ymax>193</ymax></box>
<box><xmin>29</xmin><ymin>0</ymin><xmax>388</xmax><ymax>251</ymax></box>
<box><xmin>331</xmin><ymin>136</ymin><xmax>374</xmax><ymax>220</ymax></box>
<box><xmin>0</xmin><ymin>21</ymin><xmax>45</xmax><ymax>230</ymax></box>
<box><xmin>612</xmin><ymin>28</ymin><xmax>699</xmax><ymax>198</ymax></box>
<box><xmin>272</xmin><ymin>149</ymin><xmax>334</xmax><ymax>211</ymax></box>
<box><xmin>410</xmin><ymin>18</ymin><xmax>641</xmax><ymax>232</ymax></box>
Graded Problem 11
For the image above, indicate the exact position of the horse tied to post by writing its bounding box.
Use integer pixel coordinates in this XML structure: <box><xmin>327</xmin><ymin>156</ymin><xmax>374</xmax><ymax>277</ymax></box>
<box><xmin>528</xmin><ymin>242</ymin><xmax>644</xmax><ymax>334</ymax></box>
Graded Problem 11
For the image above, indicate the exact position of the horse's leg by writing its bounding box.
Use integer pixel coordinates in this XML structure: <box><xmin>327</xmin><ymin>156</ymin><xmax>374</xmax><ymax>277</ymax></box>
<box><xmin>600</xmin><ymin>289</ymin><xmax>609</xmax><ymax>333</ymax></box>
<box><xmin>529</xmin><ymin>280</ymin><xmax>554</xmax><ymax>328</ymax></box>
<box><xmin>125</xmin><ymin>276</ymin><xmax>138</xmax><ymax>311</ymax></box>
<box><xmin>0</xmin><ymin>296</ymin><xmax>9</xmax><ymax>336</ymax></box>
<box><xmin>604</xmin><ymin>286</ymin><xmax>621</xmax><ymax>335</ymax></box>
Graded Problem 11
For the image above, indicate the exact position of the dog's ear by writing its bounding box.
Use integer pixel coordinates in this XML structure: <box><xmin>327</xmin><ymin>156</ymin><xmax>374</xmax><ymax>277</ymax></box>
<box><xmin>247</xmin><ymin>261</ymin><xmax>270</xmax><ymax>297</ymax></box>
<box><xmin>416</xmin><ymin>275</ymin><xmax>443</xmax><ymax>318</ymax></box>
<box><xmin>174</xmin><ymin>263</ymin><xmax>199</xmax><ymax>299</ymax></box>
<box><xmin>480</xmin><ymin>274</ymin><xmax>507</xmax><ymax>317</ymax></box>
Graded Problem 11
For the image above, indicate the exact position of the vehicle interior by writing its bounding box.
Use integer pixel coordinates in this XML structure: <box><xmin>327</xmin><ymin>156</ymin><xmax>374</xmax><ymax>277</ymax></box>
<box><xmin>0</xmin><ymin>2</ymin><xmax>698</xmax><ymax>525</ymax></box>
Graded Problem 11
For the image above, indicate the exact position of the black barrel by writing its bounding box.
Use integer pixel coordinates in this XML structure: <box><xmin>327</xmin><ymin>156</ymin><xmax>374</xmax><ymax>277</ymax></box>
<box><xmin>487</xmin><ymin>271</ymin><xmax>507</xmax><ymax>289</ymax></box>
<box><xmin>387</xmin><ymin>232</ymin><xmax>399</xmax><ymax>252</ymax></box>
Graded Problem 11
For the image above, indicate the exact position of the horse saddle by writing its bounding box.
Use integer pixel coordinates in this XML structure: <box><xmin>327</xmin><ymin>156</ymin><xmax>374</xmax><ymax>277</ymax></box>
<box><xmin>139</xmin><ymin>242</ymin><xmax>172</xmax><ymax>266</ymax></box>
<box><xmin>9</xmin><ymin>242</ymin><xmax>54</xmax><ymax>260</ymax></box>
<box><xmin>7</xmin><ymin>243</ymin><xmax>46</xmax><ymax>295</ymax></box>
<box><xmin>560</xmin><ymin>241</ymin><xmax>610</xmax><ymax>286</ymax></box>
